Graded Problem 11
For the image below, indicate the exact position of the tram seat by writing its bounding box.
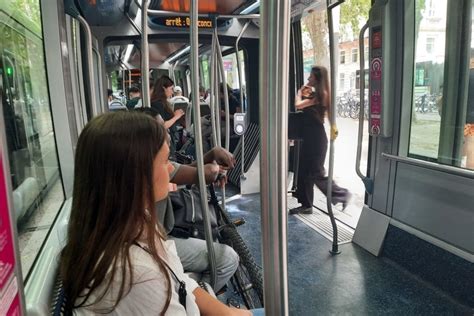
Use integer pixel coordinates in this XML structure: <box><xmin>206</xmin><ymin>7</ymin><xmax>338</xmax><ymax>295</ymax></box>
<box><xmin>184</xmin><ymin>103</ymin><xmax>211</xmax><ymax>133</ymax></box>
<box><xmin>108</xmin><ymin>100</ymin><xmax>128</xmax><ymax>112</ymax></box>
<box><xmin>172</xmin><ymin>101</ymin><xmax>189</xmax><ymax>113</ymax></box>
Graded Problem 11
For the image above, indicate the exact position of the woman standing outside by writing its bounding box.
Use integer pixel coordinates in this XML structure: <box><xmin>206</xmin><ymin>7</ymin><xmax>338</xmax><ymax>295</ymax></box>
<box><xmin>60</xmin><ymin>112</ymin><xmax>254</xmax><ymax>315</ymax></box>
<box><xmin>290</xmin><ymin>66</ymin><xmax>350</xmax><ymax>215</ymax></box>
<box><xmin>151</xmin><ymin>75</ymin><xmax>185</xmax><ymax>157</ymax></box>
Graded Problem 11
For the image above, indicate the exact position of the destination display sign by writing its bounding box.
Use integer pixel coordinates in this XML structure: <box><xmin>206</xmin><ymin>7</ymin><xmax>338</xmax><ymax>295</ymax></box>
<box><xmin>157</xmin><ymin>16</ymin><xmax>213</xmax><ymax>28</ymax></box>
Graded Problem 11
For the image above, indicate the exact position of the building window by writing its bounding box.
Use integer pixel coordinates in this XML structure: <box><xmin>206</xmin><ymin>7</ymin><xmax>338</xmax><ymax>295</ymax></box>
<box><xmin>426</xmin><ymin>0</ymin><xmax>436</xmax><ymax>17</ymax></box>
<box><xmin>340</xmin><ymin>50</ymin><xmax>346</xmax><ymax>64</ymax></box>
<box><xmin>352</xmin><ymin>48</ymin><xmax>358</xmax><ymax>63</ymax></box>
<box><xmin>426</xmin><ymin>37</ymin><xmax>435</xmax><ymax>54</ymax></box>
<box><xmin>339</xmin><ymin>73</ymin><xmax>345</xmax><ymax>89</ymax></box>
<box><xmin>350</xmin><ymin>72</ymin><xmax>356</xmax><ymax>88</ymax></box>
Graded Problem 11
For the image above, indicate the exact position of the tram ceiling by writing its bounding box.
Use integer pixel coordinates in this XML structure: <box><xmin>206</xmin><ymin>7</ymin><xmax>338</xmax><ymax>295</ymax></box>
<box><xmin>152</xmin><ymin>0</ymin><xmax>253</xmax><ymax>14</ymax></box>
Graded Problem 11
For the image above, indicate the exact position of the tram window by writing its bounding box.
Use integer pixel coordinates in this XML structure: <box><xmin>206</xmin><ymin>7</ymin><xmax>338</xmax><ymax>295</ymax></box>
<box><xmin>221</xmin><ymin>50</ymin><xmax>247</xmax><ymax>100</ymax></box>
<box><xmin>408</xmin><ymin>0</ymin><xmax>474</xmax><ymax>170</ymax></box>
<box><xmin>1</xmin><ymin>1</ymin><xmax>65</xmax><ymax>280</ymax></box>
<box><xmin>408</xmin><ymin>0</ymin><xmax>447</xmax><ymax>160</ymax></box>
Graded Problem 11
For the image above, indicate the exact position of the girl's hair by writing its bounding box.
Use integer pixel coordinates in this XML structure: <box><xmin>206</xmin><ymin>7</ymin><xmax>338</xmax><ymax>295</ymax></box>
<box><xmin>60</xmin><ymin>111</ymin><xmax>172</xmax><ymax>314</ymax></box>
<box><xmin>309</xmin><ymin>65</ymin><xmax>331</xmax><ymax>122</ymax></box>
<box><xmin>151</xmin><ymin>75</ymin><xmax>174</xmax><ymax>116</ymax></box>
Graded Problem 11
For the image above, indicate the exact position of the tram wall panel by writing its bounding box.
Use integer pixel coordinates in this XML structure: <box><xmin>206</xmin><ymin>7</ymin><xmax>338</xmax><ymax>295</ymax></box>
<box><xmin>391</xmin><ymin>163</ymin><xmax>474</xmax><ymax>254</ymax></box>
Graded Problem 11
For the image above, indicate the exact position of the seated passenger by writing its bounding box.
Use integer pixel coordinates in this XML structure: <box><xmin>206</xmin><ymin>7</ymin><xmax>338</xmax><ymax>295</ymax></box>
<box><xmin>126</xmin><ymin>85</ymin><xmax>141</xmax><ymax>110</ymax></box>
<box><xmin>137</xmin><ymin>106</ymin><xmax>239</xmax><ymax>292</ymax></box>
<box><xmin>164</xmin><ymin>147</ymin><xmax>239</xmax><ymax>292</ymax></box>
<box><xmin>108</xmin><ymin>88</ymin><xmax>127</xmax><ymax>111</ymax></box>
<box><xmin>60</xmin><ymin>112</ymin><xmax>250</xmax><ymax>315</ymax></box>
<box><xmin>170</xmin><ymin>86</ymin><xmax>189</xmax><ymax>104</ymax></box>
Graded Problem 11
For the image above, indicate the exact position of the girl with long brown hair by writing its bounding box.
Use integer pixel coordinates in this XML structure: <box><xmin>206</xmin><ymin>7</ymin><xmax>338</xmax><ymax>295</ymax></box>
<box><xmin>151</xmin><ymin>75</ymin><xmax>185</xmax><ymax>157</ymax></box>
<box><xmin>290</xmin><ymin>66</ymin><xmax>350</xmax><ymax>215</ymax></box>
<box><xmin>60</xmin><ymin>112</ymin><xmax>251</xmax><ymax>315</ymax></box>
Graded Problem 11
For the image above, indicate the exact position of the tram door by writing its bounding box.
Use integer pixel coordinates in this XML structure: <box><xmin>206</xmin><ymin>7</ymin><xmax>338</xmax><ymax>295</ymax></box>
<box><xmin>353</xmin><ymin>0</ymin><xmax>473</xmax><ymax>258</ymax></box>
<box><xmin>296</xmin><ymin>3</ymin><xmax>373</xmax><ymax>228</ymax></box>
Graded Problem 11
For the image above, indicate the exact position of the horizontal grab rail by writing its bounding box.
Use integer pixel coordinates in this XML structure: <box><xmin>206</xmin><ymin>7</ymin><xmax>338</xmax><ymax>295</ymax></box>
<box><xmin>382</xmin><ymin>153</ymin><xmax>474</xmax><ymax>180</ymax></box>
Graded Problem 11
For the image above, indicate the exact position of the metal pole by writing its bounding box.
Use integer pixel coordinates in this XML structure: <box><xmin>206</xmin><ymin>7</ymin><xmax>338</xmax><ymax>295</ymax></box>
<box><xmin>76</xmin><ymin>15</ymin><xmax>98</xmax><ymax>116</ymax></box>
<box><xmin>190</xmin><ymin>0</ymin><xmax>217</xmax><ymax>289</ymax></box>
<box><xmin>92</xmin><ymin>47</ymin><xmax>105</xmax><ymax>113</ymax></box>
<box><xmin>141</xmin><ymin>0</ymin><xmax>150</xmax><ymax>108</ymax></box>
<box><xmin>215</xmin><ymin>36</ymin><xmax>230</xmax><ymax>151</ymax></box>
<box><xmin>209</xmin><ymin>32</ymin><xmax>218</xmax><ymax>147</ymax></box>
<box><xmin>326</xmin><ymin>0</ymin><xmax>341</xmax><ymax>255</ymax></box>
<box><xmin>356</xmin><ymin>23</ymin><xmax>374</xmax><ymax>193</ymax></box>
<box><xmin>126</xmin><ymin>12</ymin><xmax>142</xmax><ymax>34</ymax></box>
<box><xmin>129</xmin><ymin>69</ymin><xmax>132</xmax><ymax>88</ymax></box>
<box><xmin>260</xmin><ymin>0</ymin><xmax>290</xmax><ymax>314</ymax></box>
<box><xmin>213</xmin><ymin>29</ymin><xmax>222</xmax><ymax>144</ymax></box>
<box><xmin>235</xmin><ymin>21</ymin><xmax>250</xmax><ymax>178</ymax></box>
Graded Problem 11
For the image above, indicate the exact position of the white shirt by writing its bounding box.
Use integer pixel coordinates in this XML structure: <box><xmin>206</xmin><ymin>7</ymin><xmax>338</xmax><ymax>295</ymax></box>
<box><xmin>74</xmin><ymin>240</ymin><xmax>200</xmax><ymax>315</ymax></box>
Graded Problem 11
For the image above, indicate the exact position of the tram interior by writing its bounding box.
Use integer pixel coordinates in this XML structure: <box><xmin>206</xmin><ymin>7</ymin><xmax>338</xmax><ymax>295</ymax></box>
<box><xmin>0</xmin><ymin>0</ymin><xmax>472</xmax><ymax>314</ymax></box>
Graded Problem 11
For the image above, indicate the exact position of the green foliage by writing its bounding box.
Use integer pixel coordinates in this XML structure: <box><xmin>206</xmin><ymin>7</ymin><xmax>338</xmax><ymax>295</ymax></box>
<box><xmin>340</xmin><ymin>0</ymin><xmax>371</xmax><ymax>37</ymax></box>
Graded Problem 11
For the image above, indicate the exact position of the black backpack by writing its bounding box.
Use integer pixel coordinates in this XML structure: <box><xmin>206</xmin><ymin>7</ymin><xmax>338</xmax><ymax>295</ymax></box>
<box><xmin>168</xmin><ymin>186</ymin><xmax>219</xmax><ymax>240</ymax></box>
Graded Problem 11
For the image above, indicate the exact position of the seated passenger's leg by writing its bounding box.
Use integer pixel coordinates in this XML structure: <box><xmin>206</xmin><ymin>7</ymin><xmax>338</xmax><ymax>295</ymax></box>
<box><xmin>170</xmin><ymin>236</ymin><xmax>239</xmax><ymax>292</ymax></box>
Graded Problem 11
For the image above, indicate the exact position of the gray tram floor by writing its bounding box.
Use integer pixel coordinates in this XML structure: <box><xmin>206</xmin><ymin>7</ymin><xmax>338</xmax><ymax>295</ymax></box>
<box><xmin>224</xmin><ymin>192</ymin><xmax>472</xmax><ymax>315</ymax></box>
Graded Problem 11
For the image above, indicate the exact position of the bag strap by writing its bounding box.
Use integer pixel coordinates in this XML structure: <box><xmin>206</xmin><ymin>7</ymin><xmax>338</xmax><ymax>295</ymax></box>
<box><xmin>133</xmin><ymin>241</ymin><xmax>187</xmax><ymax>310</ymax></box>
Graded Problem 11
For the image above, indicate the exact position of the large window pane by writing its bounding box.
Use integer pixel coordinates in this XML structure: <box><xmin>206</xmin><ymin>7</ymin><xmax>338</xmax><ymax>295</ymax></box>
<box><xmin>462</xmin><ymin>4</ymin><xmax>474</xmax><ymax>169</ymax></box>
<box><xmin>409</xmin><ymin>0</ymin><xmax>473</xmax><ymax>170</ymax></box>
<box><xmin>1</xmin><ymin>2</ymin><xmax>65</xmax><ymax>280</ymax></box>
<box><xmin>409</xmin><ymin>0</ymin><xmax>447</xmax><ymax>159</ymax></box>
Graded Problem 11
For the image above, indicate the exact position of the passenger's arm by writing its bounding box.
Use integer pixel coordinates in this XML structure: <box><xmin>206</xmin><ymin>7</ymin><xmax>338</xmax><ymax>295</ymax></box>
<box><xmin>295</xmin><ymin>98</ymin><xmax>316</xmax><ymax>110</ymax></box>
<box><xmin>171</xmin><ymin>163</ymin><xmax>220</xmax><ymax>185</ymax></box>
<box><xmin>164</xmin><ymin>109</ymin><xmax>185</xmax><ymax>129</ymax></box>
<box><xmin>190</xmin><ymin>147</ymin><xmax>235</xmax><ymax>170</ymax></box>
<box><xmin>194</xmin><ymin>288</ymin><xmax>252</xmax><ymax>316</ymax></box>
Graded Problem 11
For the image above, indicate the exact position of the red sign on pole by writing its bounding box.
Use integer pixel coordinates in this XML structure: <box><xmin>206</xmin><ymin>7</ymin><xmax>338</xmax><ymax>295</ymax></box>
<box><xmin>0</xmin><ymin>156</ymin><xmax>21</xmax><ymax>315</ymax></box>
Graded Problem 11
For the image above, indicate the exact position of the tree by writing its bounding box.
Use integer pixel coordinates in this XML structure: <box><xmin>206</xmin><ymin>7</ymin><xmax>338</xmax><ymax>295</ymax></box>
<box><xmin>340</xmin><ymin>0</ymin><xmax>371</xmax><ymax>39</ymax></box>
<box><xmin>301</xmin><ymin>10</ymin><xmax>330</xmax><ymax>69</ymax></box>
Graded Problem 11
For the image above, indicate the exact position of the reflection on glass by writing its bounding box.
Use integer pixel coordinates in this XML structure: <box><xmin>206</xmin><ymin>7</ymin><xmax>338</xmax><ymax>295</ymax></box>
<box><xmin>409</xmin><ymin>0</ymin><xmax>447</xmax><ymax>159</ymax></box>
<box><xmin>1</xmin><ymin>2</ymin><xmax>64</xmax><ymax>279</ymax></box>
<box><xmin>462</xmin><ymin>3</ymin><xmax>474</xmax><ymax>169</ymax></box>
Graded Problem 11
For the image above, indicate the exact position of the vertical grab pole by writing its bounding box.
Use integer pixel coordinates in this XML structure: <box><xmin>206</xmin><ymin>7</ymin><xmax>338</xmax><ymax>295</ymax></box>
<box><xmin>209</xmin><ymin>31</ymin><xmax>218</xmax><ymax>148</ymax></box>
<box><xmin>356</xmin><ymin>23</ymin><xmax>374</xmax><ymax>193</ymax></box>
<box><xmin>214</xmin><ymin>28</ymin><xmax>222</xmax><ymax>144</ymax></box>
<box><xmin>260</xmin><ymin>1</ymin><xmax>290</xmax><ymax>314</ymax></box>
<box><xmin>141</xmin><ymin>0</ymin><xmax>150</xmax><ymax>108</ymax></box>
<box><xmin>215</xmin><ymin>36</ymin><xmax>230</xmax><ymax>151</ymax></box>
<box><xmin>235</xmin><ymin>21</ymin><xmax>251</xmax><ymax>178</ymax></box>
<box><xmin>215</xmin><ymin>30</ymin><xmax>228</xmax><ymax>209</ymax></box>
<box><xmin>75</xmin><ymin>15</ymin><xmax>98</xmax><ymax>117</ymax></box>
<box><xmin>190</xmin><ymin>0</ymin><xmax>217</xmax><ymax>289</ymax></box>
<box><xmin>326</xmin><ymin>0</ymin><xmax>341</xmax><ymax>255</ymax></box>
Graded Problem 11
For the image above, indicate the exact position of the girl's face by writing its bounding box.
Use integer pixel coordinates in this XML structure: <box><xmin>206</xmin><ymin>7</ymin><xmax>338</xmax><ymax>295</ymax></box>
<box><xmin>153</xmin><ymin>142</ymin><xmax>173</xmax><ymax>201</ymax></box>
<box><xmin>307</xmin><ymin>72</ymin><xmax>317</xmax><ymax>87</ymax></box>
<box><xmin>164</xmin><ymin>85</ymin><xmax>174</xmax><ymax>99</ymax></box>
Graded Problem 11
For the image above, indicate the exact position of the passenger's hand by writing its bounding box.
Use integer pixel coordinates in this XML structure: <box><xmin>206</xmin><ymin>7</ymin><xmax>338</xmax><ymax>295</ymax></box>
<box><xmin>297</xmin><ymin>87</ymin><xmax>303</xmax><ymax>98</ymax></box>
<box><xmin>229</xmin><ymin>307</ymin><xmax>252</xmax><ymax>316</ymax></box>
<box><xmin>204</xmin><ymin>162</ymin><xmax>220</xmax><ymax>184</ymax></box>
<box><xmin>174</xmin><ymin>109</ymin><xmax>185</xmax><ymax>119</ymax></box>
<box><xmin>215</xmin><ymin>169</ymin><xmax>227</xmax><ymax>188</ymax></box>
<box><xmin>211</xmin><ymin>147</ymin><xmax>235</xmax><ymax>169</ymax></box>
